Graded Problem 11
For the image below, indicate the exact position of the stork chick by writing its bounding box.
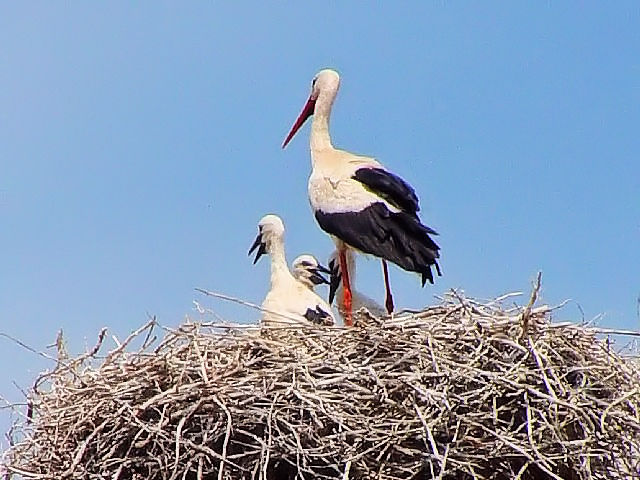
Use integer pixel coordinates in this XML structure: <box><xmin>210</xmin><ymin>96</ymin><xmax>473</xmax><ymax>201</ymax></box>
<box><xmin>249</xmin><ymin>215</ymin><xmax>335</xmax><ymax>328</ymax></box>
<box><xmin>291</xmin><ymin>254</ymin><xmax>332</xmax><ymax>291</ymax></box>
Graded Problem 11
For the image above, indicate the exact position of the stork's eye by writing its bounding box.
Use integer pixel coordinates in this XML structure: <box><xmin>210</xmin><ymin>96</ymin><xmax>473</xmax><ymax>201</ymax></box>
<box><xmin>300</xmin><ymin>261</ymin><xmax>312</xmax><ymax>267</ymax></box>
<box><xmin>312</xmin><ymin>77</ymin><xmax>317</xmax><ymax>88</ymax></box>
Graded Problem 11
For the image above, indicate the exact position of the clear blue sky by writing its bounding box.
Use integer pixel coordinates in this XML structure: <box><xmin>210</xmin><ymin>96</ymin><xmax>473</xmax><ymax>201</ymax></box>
<box><xmin>1</xmin><ymin>3</ymin><xmax>639</xmax><ymax>440</ymax></box>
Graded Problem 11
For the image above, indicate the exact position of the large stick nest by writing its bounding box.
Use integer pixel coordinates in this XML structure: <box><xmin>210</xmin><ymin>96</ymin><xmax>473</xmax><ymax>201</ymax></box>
<box><xmin>2</xmin><ymin>291</ymin><xmax>640</xmax><ymax>480</ymax></box>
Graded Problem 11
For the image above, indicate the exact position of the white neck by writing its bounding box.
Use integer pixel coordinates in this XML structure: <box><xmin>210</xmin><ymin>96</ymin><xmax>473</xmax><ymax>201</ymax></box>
<box><xmin>267</xmin><ymin>238</ymin><xmax>290</xmax><ymax>287</ymax></box>
<box><xmin>310</xmin><ymin>91</ymin><xmax>335</xmax><ymax>153</ymax></box>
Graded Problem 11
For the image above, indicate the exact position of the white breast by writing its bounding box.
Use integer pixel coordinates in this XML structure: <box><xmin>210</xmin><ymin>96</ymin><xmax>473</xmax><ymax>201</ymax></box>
<box><xmin>308</xmin><ymin>150</ymin><xmax>399</xmax><ymax>215</ymax></box>
<box><xmin>261</xmin><ymin>273</ymin><xmax>334</xmax><ymax>328</ymax></box>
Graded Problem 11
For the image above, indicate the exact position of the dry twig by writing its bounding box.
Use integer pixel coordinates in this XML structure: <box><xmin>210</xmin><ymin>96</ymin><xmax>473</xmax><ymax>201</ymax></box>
<box><xmin>2</xmin><ymin>290</ymin><xmax>639</xmax><ymax>480</ymax></box>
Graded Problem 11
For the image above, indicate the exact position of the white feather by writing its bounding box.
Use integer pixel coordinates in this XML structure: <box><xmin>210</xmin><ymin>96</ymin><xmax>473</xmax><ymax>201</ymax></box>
<box><xmin>308</xmin><ymin>148</ymin><xmax>400</xmax><ymax>215</ymax></box>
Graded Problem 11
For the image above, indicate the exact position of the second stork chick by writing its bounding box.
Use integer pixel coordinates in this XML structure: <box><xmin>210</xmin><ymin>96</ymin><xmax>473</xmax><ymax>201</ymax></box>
<box><xmin>291</xmin><ymin>254</ymin><xmax>332</xmax><ymax>291</ymax></box>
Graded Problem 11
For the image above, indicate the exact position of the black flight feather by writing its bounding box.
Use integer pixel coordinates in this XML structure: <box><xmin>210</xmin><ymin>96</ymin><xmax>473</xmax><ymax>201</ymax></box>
<box><xmin>327</xmin><ymin>258</ymin><xmax>342</xmax><ymax>305</ymax></box>
<box><xmin>315</xmin><ymin>203</ymin><xmax>441</xmax><ymax>286</ymax></box>
<box><xmin>352</xmin><ymin>167</ymin><xmax>420</xmax><ymax>214</ymax></box>
<box><xmin>304</xmin><ymin>306</ymin><xmax>333</xmax><ymax>326</ymax></box>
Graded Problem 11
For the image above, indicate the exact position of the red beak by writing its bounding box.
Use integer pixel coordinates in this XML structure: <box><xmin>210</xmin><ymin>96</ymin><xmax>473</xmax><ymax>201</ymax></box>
<box><xmin>282</xmin><ymin>97</ymin><xmax>316</xmax><ymax>148</ymax></box>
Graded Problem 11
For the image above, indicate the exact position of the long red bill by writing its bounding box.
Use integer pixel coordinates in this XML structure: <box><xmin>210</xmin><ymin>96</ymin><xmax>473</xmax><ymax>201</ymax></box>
<box><xmin>282</xmin><ymin>97</ymin><xmax>316</xmax><ymax>148</ymax></box>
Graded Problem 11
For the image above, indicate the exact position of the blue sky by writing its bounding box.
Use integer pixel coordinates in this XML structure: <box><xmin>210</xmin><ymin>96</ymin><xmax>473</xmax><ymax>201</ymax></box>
<box><xmin>1</xmin><ymin>3</ymin><xmax>639</xmax><ymax>440</ymax></box>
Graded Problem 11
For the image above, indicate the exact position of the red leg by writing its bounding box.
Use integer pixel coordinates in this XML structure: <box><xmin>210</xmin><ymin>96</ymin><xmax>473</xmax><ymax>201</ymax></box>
<box><xmin>382</xmin><ymin>260</ymin><xmax>394</xmax><ymax>314</ymax></box>
<box><xmin>339</xmin><ymin>248</ymin><xmax>353</xmax><ymax>326</ymax></box>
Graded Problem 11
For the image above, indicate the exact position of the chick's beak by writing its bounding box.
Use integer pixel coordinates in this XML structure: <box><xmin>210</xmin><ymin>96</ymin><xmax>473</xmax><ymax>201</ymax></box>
<box><xmin>248</xmin><ymin>233</ymin><xmax>266</xmax><ymax>264</ymax></box>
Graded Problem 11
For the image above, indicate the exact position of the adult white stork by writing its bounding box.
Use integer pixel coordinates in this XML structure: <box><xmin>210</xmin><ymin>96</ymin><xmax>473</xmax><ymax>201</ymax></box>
<box><xmin>291</xmin><ymin>254</ymin><xmax>332</xmax><ymax>291</ymax></box>
<box><xmin>249</xmin><ymin>215</ymin><xmax>335</xmax><ymax>328</ymax></box>
<box><xmin>327</xmin><ymin>249</ymin><xmax>386</xmax><ymax>320</ymax></box>
<box><xmin>282</xmin><ymin>69</ymin><xmax>441</xmax><ymax>325</ymax></box>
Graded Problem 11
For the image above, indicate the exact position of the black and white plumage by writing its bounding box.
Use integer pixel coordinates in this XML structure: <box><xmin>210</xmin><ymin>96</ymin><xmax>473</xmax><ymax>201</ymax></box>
<box><xmin>249</xmin><ymin>215</ymin><xmax>335</xmax><ymax>328</ymax></box>
<box><xmin>282</xmin><ymin>68</ymin><xmax>441</xmax><ymax>322</ymax></box>
<box><xmin>291</xmin><ymin>254</ymin><xmax>331</xmax><ymax>290</ymax></box>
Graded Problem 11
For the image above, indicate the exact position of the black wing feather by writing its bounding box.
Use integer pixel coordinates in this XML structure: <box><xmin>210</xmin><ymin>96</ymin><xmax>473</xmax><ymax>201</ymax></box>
<box><xmin>315</xmin><ymin>204</ymin><xmax>441</xmax><ymax>285</ymax></box>
<box><xmin>304</xmin><ymin>306</ymin><xmax>333</xmax><ymax>326</ymax></box>
<box><xmin>352</xmin><ymin>167</ymin><xmax>420</xmax><ymax>214</ymax></box>
<box><xmin>327</xmin><ymin>258</ymin><xmax>342</xmax><ymax>305</ymax></box>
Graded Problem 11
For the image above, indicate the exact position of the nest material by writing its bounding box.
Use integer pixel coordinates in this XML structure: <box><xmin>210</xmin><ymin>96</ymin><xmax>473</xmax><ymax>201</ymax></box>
<box><xmin>2</xmin><ymin>292</ymin><xmax>640</xmax><ymax>480</ymax></box>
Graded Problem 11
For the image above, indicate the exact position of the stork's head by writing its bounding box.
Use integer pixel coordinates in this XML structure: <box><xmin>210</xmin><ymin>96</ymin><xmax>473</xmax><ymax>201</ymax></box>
<box><xmin>282</xmin><ymin>69</ymin><xmax>340</xmax><ymax>148</ymax></box>
<box><xmin>248</xmin><ymin>214</ymin><xmax>285</xmax><ymax>264</ymax></box>
<box><xmin>312</xmin><ymin>69</ymin><xmax>341</xmax><ymax>100</ymax></box>
<box><xmin>291</xmin><ymin>254</ymin><xmax>331</xmax><ymax>289</ymax></box>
